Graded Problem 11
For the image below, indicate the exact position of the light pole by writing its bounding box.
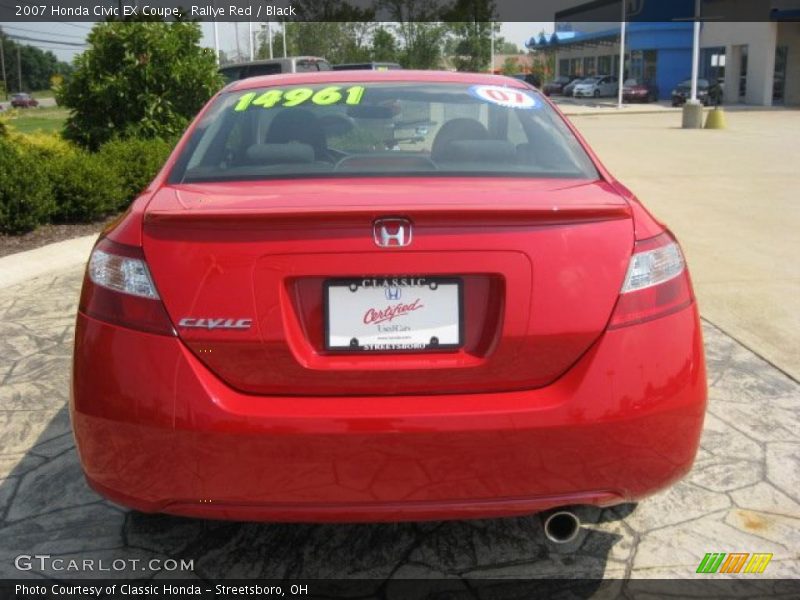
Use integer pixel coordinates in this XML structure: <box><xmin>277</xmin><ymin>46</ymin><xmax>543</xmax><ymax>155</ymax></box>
<box><xmin>617</xmin><ymin>0</ymin><xmax>626</xmax><ymax>108</ymax></box>
<box><xmin>213</xmin><ymin>20</ymin><xmax>220</xmax><ymax>65</ymax></box>
<box><xmin>267</xmin><ymin>22</ymin><xmax>273</xmax><ymax>59</ymax></box>
<box><xmin>234</xmin><ymin>22</ymin><xmax>241</xmax><ymax>62</ymax></box>
<box><xmin>680</xmin><ymin>0</ymin><xmax>705</xmax><ymax>128</ymax></box>
<box><xmin>490</xmin><ymin>23</ymin><xmax>495</xmax><ymax>73</ymax></box>
<box><xmin>690</xmin><ymin>0</ymin><xmax>701</xmax><ymax>102</ymax></box>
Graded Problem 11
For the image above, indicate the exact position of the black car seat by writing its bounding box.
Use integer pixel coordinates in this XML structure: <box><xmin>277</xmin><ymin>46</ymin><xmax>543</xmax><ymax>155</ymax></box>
<box><xmin>431</xmin><ymin>118</ymin><xmax>489</xmax><ymax>163</ymax></box>
<box><xmin>264</xmin><ymin>108</ymin><xmax>329</xmax><ymax>161</ymax></box>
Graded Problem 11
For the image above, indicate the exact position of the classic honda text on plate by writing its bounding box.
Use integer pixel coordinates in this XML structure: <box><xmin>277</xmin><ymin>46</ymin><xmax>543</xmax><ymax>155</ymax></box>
<box><xmin>71</xmin><ymin>71</ymin><xmax>707</xmax><ymax>522</ymax></box>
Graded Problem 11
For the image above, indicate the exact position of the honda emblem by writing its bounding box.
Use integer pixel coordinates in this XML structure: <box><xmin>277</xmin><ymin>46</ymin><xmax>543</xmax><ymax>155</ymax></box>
<box><xmin>373</xmin><ymin>218</ymin><xmax>412</xmax><ymax>248</ymax></box>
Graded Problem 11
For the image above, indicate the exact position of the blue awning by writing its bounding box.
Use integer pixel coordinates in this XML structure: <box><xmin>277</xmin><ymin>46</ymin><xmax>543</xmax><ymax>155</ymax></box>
<box><xmin>526</xmin><ymin>28</ymin><xmax>619</xmax><ymax>50</ymax></box>
<box><xmin>770</xmin><ymin>9</ymin><xmax>800</xmax><ymax>20</ymax></box>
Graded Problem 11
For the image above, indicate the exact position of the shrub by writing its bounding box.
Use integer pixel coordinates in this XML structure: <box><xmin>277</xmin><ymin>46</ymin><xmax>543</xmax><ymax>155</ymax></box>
<box><xmin>51</xmin><ymin>151</ymin><xmax>123</xmax><ymax>223</ymax></box>
<box><xmin>0</xmin><ymin>131</ymin><xmax>172</xmax><ymax>235</ymax></box>
<box><xmin>12</xmin><ymin>131</ymin><xmax>78</xmax><ymax>161</ymax></box>
<box><xmin>58</xmin><ymin>21</ymin><xmax>221</xmax><ymax>150</ymax></box>
<box><xmin>0</xmin><ymin>138</ymin><xmax>54</xmax><ymax>234</ymax></box>
<box><xmin>97</xmin><ymin>137</ymin><xmax>173</xmax><ymax>210</ymax></box>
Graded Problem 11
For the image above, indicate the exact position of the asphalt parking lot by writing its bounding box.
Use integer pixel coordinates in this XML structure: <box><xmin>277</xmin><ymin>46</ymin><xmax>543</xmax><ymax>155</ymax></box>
<box><xmin>0</xmin><ymin>109</ymin><xmax>798</xmax><ymax>584</ymax></box>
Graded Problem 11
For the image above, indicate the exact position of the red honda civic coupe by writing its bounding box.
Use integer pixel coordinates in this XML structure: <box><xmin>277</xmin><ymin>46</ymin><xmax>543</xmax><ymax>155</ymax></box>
<box><xmin>71</xmin><ymin>70</ymin><xmax>706</xmax><ymax>529</ymax></box>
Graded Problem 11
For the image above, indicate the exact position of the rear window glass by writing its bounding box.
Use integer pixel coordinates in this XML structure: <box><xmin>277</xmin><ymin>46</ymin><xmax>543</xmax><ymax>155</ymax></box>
<box><xmin>247</xmin><ymin>63</ymin><xmax>283</xmax><ymax>77</ymax></box>
<box><xmin>169</xmin><ymin>82</ymin><xmax>598</xmax><ymax>183</ymax></box>
<box><xmin>296</xmin><ymin>59</ymin><xmax>331</xmax><ymax>72</ymax></box>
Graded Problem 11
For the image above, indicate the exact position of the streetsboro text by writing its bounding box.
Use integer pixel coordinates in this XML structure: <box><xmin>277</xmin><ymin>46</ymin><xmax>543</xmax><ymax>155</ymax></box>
<box><xmin>16</xmin><ymin>583</ymin><xmax>309</xmax><ymax>596</ymax></box>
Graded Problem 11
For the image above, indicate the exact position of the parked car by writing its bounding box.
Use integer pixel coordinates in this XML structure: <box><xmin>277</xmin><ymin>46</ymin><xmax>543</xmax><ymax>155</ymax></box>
<box><xmin>542</xmin><ymin>75</ymin><xmax>574</xmax><ymax>96</ymax></box>
<box><xmin>671</xmin><ymin>78</ymin><xmax>723</xmax><ymax>106</ymax></box>
<box><xmin>219</xmin><ymin>57</ymin><xmax>331</xmax><ymax>83</ymax></box>
<box><xmin>10</xmin><ymin>93</ymin><xmax>39</xmax><ymax>108</ymax></box>
<box><xmin>573</xmin><ymin>75</ymin><xmax>618</xmax><ymax>98</ymax></box>
<box><xmin>72</xmin><ymin>71</ymin><xmax>706</xmax><ymax>529</ymax></box>
<box><xmin>332</xmin><ymin>62</ymin><xmax>402</xmax><ymax>71</ymax></box>
<box><xmin>511</xmin><ymin>73</ymin><xmax>542</xmax><ymax>88</ymax></box>
<box><xmin>562</xmin><ymin>77</ymin><xmax>586</xmax><ymax>97</ymax></box>
<box><xmin>622</xmin><ymin>78</ymin><xmax>659</xmax><ymax>103</ymax></box>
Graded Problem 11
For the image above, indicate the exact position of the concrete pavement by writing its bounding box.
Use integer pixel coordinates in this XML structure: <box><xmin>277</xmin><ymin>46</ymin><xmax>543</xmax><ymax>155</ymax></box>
<box><xmin>551</xmin><ymin>97</ymin><xmax>786</xmax><ymax>116</ymax></box>
<box><xmin>569</xmin><ymin>109</ymin><xmax>800</xmax><ymax>380</ymax></box>
<box><xmin>0</xmin><ymin>267</ymin><xmax>798</xmax><ymax>581</ymax></box>
<box><xmin>0</xmin><ymin>235</ymin><xmax>96</xmax><ymax>289</ymax></box>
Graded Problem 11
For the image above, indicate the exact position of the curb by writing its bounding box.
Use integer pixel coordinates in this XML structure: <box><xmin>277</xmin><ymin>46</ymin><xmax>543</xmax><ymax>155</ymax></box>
<box><xmin>0</xmin><ymin>234</ymin><xmax>97</xmax><ymax>289</ymax></box>
<box><xmin>562</xmin><ymin>109</ymin><xmax>679</xmax><ymax>117</ymax></box>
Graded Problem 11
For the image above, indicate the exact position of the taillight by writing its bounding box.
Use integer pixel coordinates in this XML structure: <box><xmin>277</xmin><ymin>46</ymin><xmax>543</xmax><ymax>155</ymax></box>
<box><xmin>79</xmin><ymin>238</ymin><xmax>175</xmax><ymax>336</ymax></box>
<box><xmin>608</xmin><ymin>231</ymin><xmax>694</xmax><ymax>329</ymax></box>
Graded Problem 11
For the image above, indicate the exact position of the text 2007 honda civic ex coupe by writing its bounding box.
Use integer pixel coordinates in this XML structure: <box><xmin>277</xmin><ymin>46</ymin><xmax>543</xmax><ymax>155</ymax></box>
<box><xmin>71</xmin><ymin>71</ymin><xmax>707</xmax><ymax>524</ymax></box>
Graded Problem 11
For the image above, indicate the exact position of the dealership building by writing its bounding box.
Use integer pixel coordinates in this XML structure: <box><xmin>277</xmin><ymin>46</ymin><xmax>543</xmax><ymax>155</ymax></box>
<box><xmin>526</xmin><ymin>0</ymin><xmax>799</xmax><ymax>105</ymax></box>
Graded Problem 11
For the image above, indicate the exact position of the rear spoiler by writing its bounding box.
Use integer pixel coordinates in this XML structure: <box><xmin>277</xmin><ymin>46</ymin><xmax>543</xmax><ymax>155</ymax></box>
<box><xmin>145</xmin><ymin>204</ymin><xmax>631</xmax><ymax>227</ymax></box>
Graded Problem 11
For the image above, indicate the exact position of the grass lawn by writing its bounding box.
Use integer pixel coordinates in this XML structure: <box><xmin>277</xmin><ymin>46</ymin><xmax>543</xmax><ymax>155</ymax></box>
<box><xmin>3</xmin><ymin>106</ymin><xmax>69</xmax><ymax>135</ymax></box>
<box><xmin>31</xmin><ymin>90</ymin><xmax>56</xmax><ymax>100</ymax></box>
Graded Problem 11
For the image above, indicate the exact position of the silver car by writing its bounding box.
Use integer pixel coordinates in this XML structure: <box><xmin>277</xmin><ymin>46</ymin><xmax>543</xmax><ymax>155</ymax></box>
<box><xmin>573</xmin><ymin>75</ymin><xmax>619</xmax><ymax>98</ymax></box>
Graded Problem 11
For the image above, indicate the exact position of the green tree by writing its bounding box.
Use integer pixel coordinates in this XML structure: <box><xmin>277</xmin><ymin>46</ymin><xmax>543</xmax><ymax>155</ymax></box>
<box><xmin>372</xmin><ymin>26</ymin><xmax>399</xmax><ymax>62</ymax></box>
<box><xmin>444</xmin><ymin>1</ymin><xmax>499</xmax><ymax>72</ymax></box>
<box><xmin>501</xmin><ymin>56</ymin><xmax>521</xmax><ymax>76</ymax></box>
<box><xmin>0</xmin><ymin>28</ymin><xmax>72</xmax><ymax>93</ymax></box>
<box><xmin>279</xmin><ymin>0</ymin><xmax>375</xmax><ymax>64</ymax></box>
<box><xmin>529</xmin><ymin>50</ymin><xmax>556</xmax><ymax>82</ymax></box>
<box><xmin>380</xmin><ymin>1</ymin><xmax>449</xmax><ymax>69</ymax></box>
<box><xmin>269</xmin><ymin>22</ymin><xmax>373</xmax><ymax>64</ymax></box>
<box><xmin>256</xmin><ymin>25</ymin><xmax>286</xmax><ymax>60</ymax></box>
<box><xmin>495</xmin><ymin>37</ymin><xmax>520</xmax><ymax>55</ymax></box>
<box><xmin>57</xmin><ymin>20</ymin><xmax>222</xmax><ymax>150</ymax></box>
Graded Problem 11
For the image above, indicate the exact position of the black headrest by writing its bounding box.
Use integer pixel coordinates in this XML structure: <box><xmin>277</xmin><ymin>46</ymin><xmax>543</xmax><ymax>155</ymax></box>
<box><xmin>437</xmin><ymin>140</ymin><xmax>517</xmax><ymax>164</ymax></box>
<box><xmin>245</xmin><ymin>143</ymin><xmax>315</xmax><ymax>165</ymax></box>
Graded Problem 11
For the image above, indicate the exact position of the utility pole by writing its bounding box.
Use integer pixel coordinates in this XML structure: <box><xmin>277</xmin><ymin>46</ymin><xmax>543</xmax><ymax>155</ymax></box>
<box><xmin>282</xmin><ymin>21</ymin><xmax>287</xmax><ymax>57</ymax></box>
<box><xmin>16</xmin><ymin>45</ymin><xmax>22</xmax><ymax>92</ymax></box>
<box><xmin>0</xmin><ymin>38</ymin><xmax>7</xmax><ymax>100</ymax></box>
<box><xmin>248</xmin><ymin>21</ymin><xmax>254</xmax><ymax>61</ymax></box>
<box><xmin>267</xmin><ymin>22</ymin><xmax>273</xmax><ymax>59</ymax></box>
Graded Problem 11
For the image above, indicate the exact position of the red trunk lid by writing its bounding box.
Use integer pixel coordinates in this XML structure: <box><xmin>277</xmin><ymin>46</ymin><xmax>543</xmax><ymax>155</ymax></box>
<box><xmin>143</xmin><ymin>178</ymin><xmax>632</xmax><ymax>396</ymax></box>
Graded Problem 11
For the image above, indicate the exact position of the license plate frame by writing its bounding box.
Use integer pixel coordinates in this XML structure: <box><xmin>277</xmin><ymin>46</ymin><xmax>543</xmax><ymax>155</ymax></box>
<box><xmin>324</xmin><ymin>277</ymin><xmax>464</xmax><ymax>353</ymax></box>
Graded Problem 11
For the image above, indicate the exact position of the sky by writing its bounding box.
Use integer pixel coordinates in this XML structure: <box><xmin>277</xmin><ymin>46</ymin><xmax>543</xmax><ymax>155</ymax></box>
<box><xmin>0</xmin><ymin>21</ymin><xmax>554</xmax><ymax>64</ymax></box>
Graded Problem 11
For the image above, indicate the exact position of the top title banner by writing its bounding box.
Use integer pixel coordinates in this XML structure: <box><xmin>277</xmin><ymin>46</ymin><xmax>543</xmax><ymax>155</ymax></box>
<box><xmin>1</xmin><ymin>0</ymin><xmax>797</xmax><ymax>22</ymax></box>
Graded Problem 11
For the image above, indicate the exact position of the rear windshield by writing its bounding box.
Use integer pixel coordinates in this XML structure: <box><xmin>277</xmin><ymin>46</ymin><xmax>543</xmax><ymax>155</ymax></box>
<box><xmin>295</xmin><ymin>59</ymin><xmax>332</xmax><ymax>72</ymax></box>
<box><xmin>169</xmin><ymin>82</ymin><xmax>598</xmax><ymax>183</ymax></box>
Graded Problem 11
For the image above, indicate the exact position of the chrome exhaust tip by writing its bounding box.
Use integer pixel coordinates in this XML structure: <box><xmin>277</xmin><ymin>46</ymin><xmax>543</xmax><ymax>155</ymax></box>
<box><xmin>542</xmin><ymin>510</ymin><xmax>581</xmax><ymax>544</ymax></box>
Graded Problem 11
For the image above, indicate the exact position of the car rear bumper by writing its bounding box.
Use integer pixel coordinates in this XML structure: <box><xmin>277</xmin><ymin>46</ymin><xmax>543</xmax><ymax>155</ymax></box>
<box><xmin>71</xmin><ymin>304</ymin><xmax>707</xmax><ymax>522</ymax></box>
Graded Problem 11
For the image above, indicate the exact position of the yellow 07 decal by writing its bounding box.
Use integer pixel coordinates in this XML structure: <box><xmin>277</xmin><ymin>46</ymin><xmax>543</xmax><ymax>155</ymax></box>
<box><xmin>234</xmin><ymin>86</ymin><xmax>366</xmax><ymax>112</ymax></box>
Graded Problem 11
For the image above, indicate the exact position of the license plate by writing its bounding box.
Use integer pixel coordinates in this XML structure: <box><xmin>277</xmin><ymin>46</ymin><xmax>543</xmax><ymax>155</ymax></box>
<box><xmin>324</xmin><ymin>277</ymin><xmax>463</xmax><ymax>352</ymax></box>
